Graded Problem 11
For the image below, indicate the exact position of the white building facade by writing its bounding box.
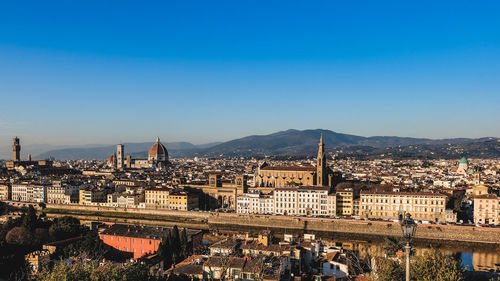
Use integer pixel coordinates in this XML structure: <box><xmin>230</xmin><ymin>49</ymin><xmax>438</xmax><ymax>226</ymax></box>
<box><xmin>236</xmin><ymin>193</ymin><xmax>274</xmax><ymax>214</ymax></box>
<box><xmin>274</xmin><ymin>186</ymin><xmax>329</xmax><ymax>216</ymax></box>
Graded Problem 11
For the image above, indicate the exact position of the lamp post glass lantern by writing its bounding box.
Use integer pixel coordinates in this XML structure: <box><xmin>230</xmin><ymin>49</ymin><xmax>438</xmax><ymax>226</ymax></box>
<box><xmin>400</xmin><ymin>213</ymin><xmax>417</xmax><ymax>281</ymax></box>
<box><xmin>401</xmin><ymin>214</ymin><xmax>417</xmax><ymax>240</ymax></box>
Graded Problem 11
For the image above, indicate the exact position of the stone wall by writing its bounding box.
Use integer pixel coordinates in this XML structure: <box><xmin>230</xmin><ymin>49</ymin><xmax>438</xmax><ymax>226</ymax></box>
<box><xmin>42</xmin><ymin>203</ymin><xmax>500</xmax><ymax>244</ymax></box>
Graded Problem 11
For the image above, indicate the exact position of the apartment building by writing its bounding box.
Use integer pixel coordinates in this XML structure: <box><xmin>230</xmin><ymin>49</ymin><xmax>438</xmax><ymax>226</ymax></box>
<box><xmin>274</xmin><ymin>187</ymin><xmax>298</xmax><ymax>215</ymax></box>
<box><xmin>274</xmin><ymin>186</ymin><xmax>329</xmax><ymax>216</ymax></box>
<box><xmin>127</xmin><ymin>193</ymin><xmax>145</xmax><ymax>208</ymax></box>
<box><xmin>336</xmin><ymin>189</ymin><xmax>354</xmax><ymax>216</ymax></box>
<box><xmin>145</xmin><ymin>187</ymin><xmax>171</xmax><ymax>209</ymax></box>
<box><xmin>474</xmin><ymin>194</ymin><xmax>499</xmax><ymax>225</ymax></box>
<box><xmin>32</xmin><ymin>184</ymin><xmax>48</xmax><ymax>203</ymax></box>
<box><xmin>0</xmin><ymin>183</ymin><xmax>10</xmax><ymax>201</ymax></box>
<box><xmin>168</xmin><ymin>191</ymin><xmax>198</xmax><ymax>211</ymax></box>
<box><xmin>327</xmin><ymin>193</ymin><xmax>336</xmax><ymax>216</ymax></box>
<box><xmin>144</xmin><ymin>188</ymin><xmax>198</xmax><ymax>210</ymax></box>
<box><xmin>99</xmin><ymin>224</ymin><xmax>202</xmax><ymax>259</ymax></box>
<box><xmin>359</xmin><ymin>191</ymin><xmax>448</xmax><ymax>223</ymax></box>
<box><xmin>47</xmin><ymin>182</ymin><xmax>80</xmax><ymax>204</ymax></box>
<box><xmin>11</xmin><ymin>183</ymin><xmax>31</xmax><ymax>202</ymax></box>
<box><xmin>79</xmin><ymin>188</ymin><xmax>107</xmax><ymax>205</ymax></box>
<box><xmin>236</xmin><ymin>193</ymin><xmax>274</xmax><ymax>214</ymax></box>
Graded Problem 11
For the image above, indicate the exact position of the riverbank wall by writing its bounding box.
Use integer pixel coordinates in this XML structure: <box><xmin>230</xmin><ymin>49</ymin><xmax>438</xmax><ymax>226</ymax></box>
<box><xmin>41</xmin><ymin>203</ymin><xmax>500</xmax><ymax>244</ymax></box>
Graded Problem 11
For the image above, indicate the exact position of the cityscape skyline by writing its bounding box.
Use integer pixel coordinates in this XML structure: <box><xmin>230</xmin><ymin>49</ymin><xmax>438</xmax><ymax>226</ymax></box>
<box><xmin>1</xmin><ymin>2</ymin><xmax>500</xmax><ymax>280</ymax></box>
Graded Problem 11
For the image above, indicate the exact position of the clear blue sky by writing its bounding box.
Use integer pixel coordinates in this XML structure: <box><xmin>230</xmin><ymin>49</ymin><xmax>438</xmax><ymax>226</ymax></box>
<box><xmin>0</xmin><ymin>0</ymin><xmax>499</xmax><ymax>146</ymax></box>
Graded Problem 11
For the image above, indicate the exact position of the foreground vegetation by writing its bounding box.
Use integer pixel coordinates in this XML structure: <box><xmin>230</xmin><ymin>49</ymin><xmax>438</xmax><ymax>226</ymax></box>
<box><xmin>372</xmin><ymin>239</ymin><xmax>500</xmax><ymax>281</ymax></box>
<box><xmin>0</xmin><ymin>205</ymin><xmax>104</xmax><ymax>280</ymax></box>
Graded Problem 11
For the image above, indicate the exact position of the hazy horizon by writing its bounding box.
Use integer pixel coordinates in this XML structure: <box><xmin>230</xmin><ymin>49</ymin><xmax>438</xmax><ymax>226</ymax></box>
<box><xmin>1</xmin><ymin>128</ymin><xmax>499</xmax><ymax>149</ymax></box>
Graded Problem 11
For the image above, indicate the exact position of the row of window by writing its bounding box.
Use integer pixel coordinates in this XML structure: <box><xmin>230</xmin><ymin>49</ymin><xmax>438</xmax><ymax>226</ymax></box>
<box><xmin>102</xmin><ymin>235</ymin><xmax>159</xmax><ymax>245</ymax></box>
<box><xmin>116</xmin><ymin>247</ymin><xmax>153</xmax><ymax>254</ymax></box>
<box><xmin>362</xmin><ymin>206</ymin><xmax>443</xmax><ymax>213</ymax></box>
<box><xmin>362</xmin><ymin>198</ymin><xmax>444</xmax><ymax>205</ymax></box>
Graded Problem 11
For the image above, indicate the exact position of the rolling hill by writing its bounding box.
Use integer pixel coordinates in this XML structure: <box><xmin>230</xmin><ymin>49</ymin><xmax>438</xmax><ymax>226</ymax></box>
<box><xmin>25</xmin><ymin>129</ymin><xmax>499</xmax><ymax>160</ymax></box>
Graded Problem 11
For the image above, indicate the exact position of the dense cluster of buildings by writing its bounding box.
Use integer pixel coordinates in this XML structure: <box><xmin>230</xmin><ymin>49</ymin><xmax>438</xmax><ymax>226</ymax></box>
<box><xmin>2</xmin><ymin>135</ymin><xmax>500</xmax><ymax>279</ymax></box>
<box><xmin>24</xmin><ymin>221</ymin><xmax>361</xmax><ymax>280</ymax></box>
<box><xmin>165</xmin><ymin>231</ymin><xmax>359</xmax><ymax>280</ymax></box>
<box><xmin>1</xmin><ymin>136</ymin><xmax>500</xmax><ymax>227</ymax></box>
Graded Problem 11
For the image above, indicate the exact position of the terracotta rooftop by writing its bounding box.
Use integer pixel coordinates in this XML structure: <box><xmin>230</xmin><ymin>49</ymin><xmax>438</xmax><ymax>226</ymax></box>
<box><xmin>360</xmin><ymin>191</ymin><xmax>447</xmax><ymax>197</ymax></box>
<box><xmin>210</xmin><ymin>238</ymin><xmax>240</xmax><ymax>249</ymax></box>
<box><xmin>204</xmin><ymin>256</ymin><xmax>246</xmax><ymax>268</ymax></box>
<box><xmin>473</xmin><ymin>194</ymin><xmax>498</xmax><ymax>199</ymax></box>
<box><xmin>241</xmin><ymin>240</ymin><xmax>291</xmax><ymax>253</ymax></box>
<box><xmin>166</xmin><ymin>255</ymin><xmax>205</xmax><ymax>276</ymax></box>
<box><xmin>100</xmin><ymin>224</ymin><xmax>200</xmax><ymax>240</ymax></box>
<box><xmin>298</xmin><ymin>186</ymin><xmax>329</xmax><ymax>191</ymax></box>
<box><xmin>261</xmin><ymin>166</ymin><xmax>316</xmax><ymax>172</ymax></box>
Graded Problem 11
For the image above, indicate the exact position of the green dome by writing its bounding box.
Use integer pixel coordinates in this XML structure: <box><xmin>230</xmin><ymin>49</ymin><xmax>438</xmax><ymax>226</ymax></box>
<box><xmin>459</xmin><ymin>157</ymin><xmax>468</xmax><ymax>164</ymax></box>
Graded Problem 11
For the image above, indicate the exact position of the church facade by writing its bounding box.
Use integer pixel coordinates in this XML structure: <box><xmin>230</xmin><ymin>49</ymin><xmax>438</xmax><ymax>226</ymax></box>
<box><xmin>254</xmin><ymin>136</ymin><xmax>338</xmax><ymax>188</ymax></box>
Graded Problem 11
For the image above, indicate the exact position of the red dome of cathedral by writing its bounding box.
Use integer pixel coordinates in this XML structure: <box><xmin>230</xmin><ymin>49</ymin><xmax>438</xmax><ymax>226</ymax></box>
<box><xmin>107</xmin><ymin>153</ymin><xmax>116</xmax><ymax>164</ymax></box>
<box><xmin>148</xmin><ymin>137</ymin><xmax>168</xmax><ymax>162</ymax></box>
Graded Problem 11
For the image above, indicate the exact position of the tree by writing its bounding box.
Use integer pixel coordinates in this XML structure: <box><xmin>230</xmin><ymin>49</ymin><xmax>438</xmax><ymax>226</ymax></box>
<box><xmin>35</xmin><ymin>260</ymin><xmax>156</xmax><ymax>281</ymax></box>
<box><xmin>5</xmin><ymin>226</ymin><xmax>32</xmax><ymax>245</ymax></box>
<box><xmin>207</xmin><ymin>256</ymin><xmax>232</xmax><ymax>281</ymax></box>
<box><xmin>158</xmin><ymin>234</ymin><xmax>173</xmax><ymax>267</ymax></box>
<box><xmin>372</xmin><ymin>257</ymin><xmax>404</xmax><ymax>281</ymax></box>
<box><xmin>180</xmin><ymin>228</ymin><xmax>188</xmax><ymax>258</ymax></box>
<box><xmin>54</xmin><ymin>230</ymin><xmax>105</xmax><ymax>260</ymax></box>
<box><xmin>33</xmin><ymin>228</ymin><xmax>50</xmax><ymax>245</ymax></box>
<box><xmin>371</xmin><ymin>250</ymin><xmax>466</xmax><ymax>281</ymax></box>
<box><xmin>411</xmin><ymin>250</ymin><xmax>465</xmax><ymax>281</ymax></box>
<box><xmin>383</xmin><ymin>237</ymin><xmax>406</xmax><ymax>257</ymax></box>
<box><xmin>157</xmin><ymin>226</ymin><xmax>190</xmax><ymax>269</ymax></box>
<box><xmin>22</xmin><ymin>205</ymin><xmax>38</xmax><ymax>231</ymax></box>
<box><xmin>49</xmin><ymin>216</ymin><xmax>84</xmax><ymax>241</ymax></box>
<box><xmin>453</xmin><ymin>195</ymin><xmax>464</xmax><ymax>213</ymax></box>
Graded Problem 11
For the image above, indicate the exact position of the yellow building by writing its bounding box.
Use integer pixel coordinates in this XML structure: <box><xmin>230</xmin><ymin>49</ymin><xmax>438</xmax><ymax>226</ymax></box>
<box><xmin>360</xmin><ymin>191</ymin><xmax>448</xmax><ymax>223</ymax></box>
<box><xmin>336</xmin><ymin>190</ymin><xmax>354</xmax><ymax>216</ymax></box>
<box><xmin>79</xmin><ymin>188</ymin><xmax>106</xmax><ymax>205</ymax></box>
<box><xmin>145</xmin><ymin>187</ymin><xmax>171</xmax><ymax>209</ymax></box>
<box><xmin>168</xmin><ymin>191</ymin><xmax>199</xmax><ymax>211</ymax></box>
<box><xmin>0</xmin><ymin>183</ymin><xmax>10</xmax><ymax>201</ymax></box>
<box><xmin>473</xmin><ymin>184</ymin><xmax>489</xmax><ymax>196</ymax></box>
<box><xmin>145</xmin><ymin>188</ymin><xmax>199</xmax><ymax>210</ymax></box>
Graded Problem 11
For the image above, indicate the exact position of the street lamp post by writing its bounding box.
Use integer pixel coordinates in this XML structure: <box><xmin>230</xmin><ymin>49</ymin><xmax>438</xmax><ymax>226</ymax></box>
<box><xmin>400</xmin><ymin>213</ymin><xmax>417</xmax><ymax>281</ymax></box>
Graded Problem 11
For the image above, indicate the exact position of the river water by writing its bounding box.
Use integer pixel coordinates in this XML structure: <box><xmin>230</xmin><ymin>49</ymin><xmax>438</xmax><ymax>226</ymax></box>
<box><xmin>78</xmin><ymin>215</ymin><xmax>500</xmax><ymax>273</ymax></box>
<box><xmin>307</xmin><ymin>232</ymin><xmax>500</xmax><ymax>273</ymax></box>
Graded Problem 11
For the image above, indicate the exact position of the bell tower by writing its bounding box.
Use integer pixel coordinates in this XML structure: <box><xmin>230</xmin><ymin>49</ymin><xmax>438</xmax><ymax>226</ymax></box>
<box><xmin>473</xmin><ymin>169</ymin><xmax>481</xmax><ymax>185</ymax></box>
<box><xmin>316</xmin><ymin>135</ymin><xmax>327</xmax><ymax>186</ymax></box>
<box><xmin>13</xmin><ymin>137</ymin><xmax>20</xmax><ymax>162</ymax></box>
<box><xmin>116</xmin><ymin>144</ymin><xmax>124</xmax><ymax>169</ymax></box>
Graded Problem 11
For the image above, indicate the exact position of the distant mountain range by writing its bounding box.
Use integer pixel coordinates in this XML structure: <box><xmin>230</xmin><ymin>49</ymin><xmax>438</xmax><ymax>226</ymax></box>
<box><xmin>195</xmin><ymin>129</ymin><xmax>499</xmax><ymax>159</ymax></box>
<box><xmin>1</xmin><ymin>129</ymin><xmax>498</xmax><ymax>160</ymax></box>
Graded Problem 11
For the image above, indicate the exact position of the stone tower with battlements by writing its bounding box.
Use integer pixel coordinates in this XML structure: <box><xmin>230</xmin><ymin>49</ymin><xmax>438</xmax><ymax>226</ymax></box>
<box><xmin>13</xmin><ymin>137</ymin><xmax>20</xmax><ymax>162</ymax></box>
